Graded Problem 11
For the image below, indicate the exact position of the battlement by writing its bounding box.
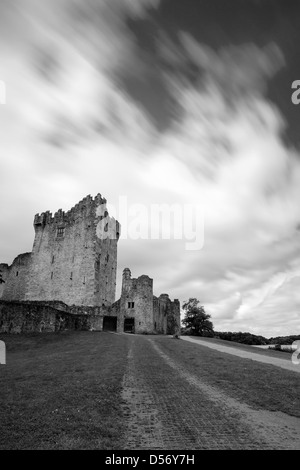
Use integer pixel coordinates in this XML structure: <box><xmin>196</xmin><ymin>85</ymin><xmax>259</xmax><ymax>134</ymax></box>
<box><xmin>0</xmin><ymin>263</ymin><xmax>9</xmax><ymax>269</ymax></box>
<box><xmin>159</xmin><ymin>293</ymin><xmax>170</xmax><ymax>301</ymax></box>
<box><xmin>129</xmin><ymin>275</ymin><xmax>153</xmax><ymax>288</ymax></box>
<box><xmin>126</xmin><ymin>275</ymin><xmax>153</xmax><ymax>292</ymax></box>
<box><xmin>123</xmin><ymin>268</ymin><xmax>131</xmax><ymax>279</ymax></box>
<box><xmin>11</xmin><ymin>252</ymin><xmax>32</xmax><ymax>266</ymax></box>
<box><xmin>137</xmin><ymin>275</ymin><xmax>153</xmax><ymax>283</ymax></box>
<box><xmin>33</xmin><ymin>193</ymin><xmax>110</xmax><ymax>228</ymax></box>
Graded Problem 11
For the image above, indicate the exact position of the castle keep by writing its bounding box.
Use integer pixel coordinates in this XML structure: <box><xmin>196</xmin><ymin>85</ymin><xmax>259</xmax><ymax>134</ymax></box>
<box><xmin>0</xmin><ymin>194</ymin><xmax>180</xmax><ymax>335</ymax></box>
<box><xmin>1</xmin><ymin>194</ymin><xmax>119</xmax><ymax>306</ymax></box>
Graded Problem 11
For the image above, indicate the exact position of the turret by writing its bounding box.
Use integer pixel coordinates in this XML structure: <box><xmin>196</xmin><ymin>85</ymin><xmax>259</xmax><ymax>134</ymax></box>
<box><xmin>123</xmin><ymin>268</ymin><xmax>131</xmax><ymax>280</ymax></box>
<box><xmin>122</xmin><ymin>268</ymin><xmax>132</xmax><ymax>295</ymax></box>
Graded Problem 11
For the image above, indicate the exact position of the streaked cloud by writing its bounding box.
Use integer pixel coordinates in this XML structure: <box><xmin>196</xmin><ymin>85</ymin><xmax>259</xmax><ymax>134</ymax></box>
<box><xmin>0</xmin><ymin>1</ymin><xmax>299</xmax><ymax>337</ymax></box>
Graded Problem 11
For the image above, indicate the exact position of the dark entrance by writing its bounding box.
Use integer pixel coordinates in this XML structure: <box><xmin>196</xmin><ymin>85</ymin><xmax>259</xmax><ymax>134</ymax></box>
<box><xmin>124</xmin><ymin>318</ymin><xmax>135</xmax><ymax>333</ymax></box>
<box><xmin>103</xmin><ymin>316</ymin><xmax>117</xmax><ymax>332</ymax></box>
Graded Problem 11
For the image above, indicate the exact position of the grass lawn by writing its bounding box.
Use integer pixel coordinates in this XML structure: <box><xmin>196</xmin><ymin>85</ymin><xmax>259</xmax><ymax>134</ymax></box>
<box><xmin>0</xmin><ymin>331</ymin><xmax>129</xmax><ymax>450</ymax></box>
<box><xmin>153</xmin><ymin>336</ymin><xmax>300</xmax><ymax>418</ymax></box>
<box><xmin>1</xmin><ymin>331</ymin><xmax>299</xmax><ymax>450</ymax></box>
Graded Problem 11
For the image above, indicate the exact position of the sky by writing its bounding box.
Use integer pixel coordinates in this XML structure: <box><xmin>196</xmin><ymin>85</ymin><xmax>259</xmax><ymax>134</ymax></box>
<box><xmin>0</xmin><ymin>0</ymin><xmax>300</xmax><ymax>337</ymax></box>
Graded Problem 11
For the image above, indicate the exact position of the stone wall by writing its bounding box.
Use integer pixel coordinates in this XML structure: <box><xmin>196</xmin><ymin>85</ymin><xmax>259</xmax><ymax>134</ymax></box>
<box><xmin>0</xmin><ymin>263</ymin><xmax>9</xmax><ymax>299</ymax></box>
<box><xmin>1</xmin><ymin>254</ymin><xmax>31</xmax><ymax>301</ymax></box>
<box><xmin>153</xmin><ymin>295</ymin><xmax>168</xmax><ymax>334</ymax></box>
<box><xmin>94</xmin><ymin>238</ymin><xmax>118</xmax><ymax>307</ymax></box>
<box><xmin>0</xmin><ymin>293</ymin><xmax>180</xmax><ymax>336</ymax></box>
<box><xmin>167</xmin><ymin>299</ymin><xmax>181</xmax><ymax>336</ymax></box>
<box><xmin>0</xmin><ymin>300</ymin><xmax>103</xmax><ymax>334</ymax></box>
<box><xmin>152</xmin><ymin>294</ymin><xmax>181</xmax><ymax>335</ymax></box>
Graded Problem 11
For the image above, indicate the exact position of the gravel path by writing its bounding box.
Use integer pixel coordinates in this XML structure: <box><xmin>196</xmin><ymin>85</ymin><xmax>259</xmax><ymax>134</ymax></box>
<box><xmin>180</xmin><ymin>336</ymin><xmax>300</xmax><ymax>373</ymax></box>
<box><xmin>120</xmin><ymin>335</ymin><xmax>300</xmax><ymax>450</ymax></box>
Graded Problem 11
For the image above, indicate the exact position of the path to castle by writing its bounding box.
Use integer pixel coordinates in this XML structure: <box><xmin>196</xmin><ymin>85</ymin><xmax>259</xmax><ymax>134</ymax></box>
<box><xmin>180</xmin><ymin>336</ymin><xmax>300</xmax><ymax>373</ymax></box>
<box><xmin>120</xmin><ymin>334</ymin><xmax>300</xmax><ymax>450</ymax></box>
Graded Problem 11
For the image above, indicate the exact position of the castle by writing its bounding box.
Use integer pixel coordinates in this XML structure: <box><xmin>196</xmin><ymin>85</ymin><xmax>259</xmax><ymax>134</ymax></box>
<box><xmin>0</xmin><ymin>194</ymin><xmax>180</xmax><ymax>335</ymax></box>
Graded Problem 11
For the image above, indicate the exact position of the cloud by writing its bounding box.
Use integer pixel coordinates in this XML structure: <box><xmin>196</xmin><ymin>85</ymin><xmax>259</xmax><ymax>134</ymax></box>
<box><xmin>159</xmin><ymin>32</ymin><xmax>285</xmax><ymax>97</ymax></box>
<box><xmin>206</xmin><ymin>292</ymin><xmax>243</xmax><ymax>321</ymax></box>
<box><xmin>144</xmin><ymin>34</ymin><xmax>300</xmax><ymax>336</ymax></box>
<box><xmin>180</xmin><ymin>34</ymin><xmax>285</xmax><ymax>95</ymax></box>
<box><xmin>0</xmin><ymin>0</ymin><xmax>159</xmax><ymax>259</ymax></box>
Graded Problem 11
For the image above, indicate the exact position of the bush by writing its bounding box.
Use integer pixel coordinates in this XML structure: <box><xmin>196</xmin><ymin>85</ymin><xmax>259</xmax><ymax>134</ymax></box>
<box><xmin>202</xmin><ymin>330</ymin><xmax>214</xmax><ymax>338</ymax></box>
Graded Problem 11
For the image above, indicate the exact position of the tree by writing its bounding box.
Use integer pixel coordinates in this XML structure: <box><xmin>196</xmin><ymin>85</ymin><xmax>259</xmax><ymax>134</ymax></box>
<box><xmin>182</xmin><ymin>298</ymin><xmax>213</xmax><ymax>336</ymax></box>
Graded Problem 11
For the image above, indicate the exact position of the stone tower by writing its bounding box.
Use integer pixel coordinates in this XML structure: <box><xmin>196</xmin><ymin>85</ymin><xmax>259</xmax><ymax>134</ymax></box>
<box><xmin>117</xmin><ymin>267</ymin><xmax>180</xmax><ymax>335</ymax></box>
<box><xmin>119</xmin><ymin>268</ymin><xmax>154</xmax><ymax>333</ymax></box>
<box><xmin>25</xmin><ymin>194</ymin><xmax>120</xmax><ymax>306</ymax></box>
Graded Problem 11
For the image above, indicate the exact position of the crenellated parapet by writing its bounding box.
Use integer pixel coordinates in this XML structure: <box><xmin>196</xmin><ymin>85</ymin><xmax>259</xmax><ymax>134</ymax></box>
<box><xmin>159</xmin><ymin>293</ymin><xmax>170</xmax><ymax>302</ymax></box>
<box><xmin>34</xmin><ymin>211</ymin><xmax>52</xmax><ymax>227</ymax></box>
<box><xmin>33</xmin><ymin>194</ymin><xmax>111</xmax><ymax>229</ymax></box>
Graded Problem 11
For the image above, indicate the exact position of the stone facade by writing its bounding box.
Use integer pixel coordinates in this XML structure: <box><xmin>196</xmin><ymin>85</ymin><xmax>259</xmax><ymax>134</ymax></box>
<box><xmin>154</xmin><ymin>293</ymin><xmax>181</xmax><ymax>336</ymax></box>
<box><xmin>0</xmin><ymin>194</ymin><xmax>180</xmax><ymax>335</ymax></box>
<box><xmin>0</xmin><ymin>263</ymin><xmax>9</xmax><ymax>299</ymax></box>
<box><xmin>1</xmin><ymin>254</ymin><xmax>31</xmax><ymax>301</ymax></box>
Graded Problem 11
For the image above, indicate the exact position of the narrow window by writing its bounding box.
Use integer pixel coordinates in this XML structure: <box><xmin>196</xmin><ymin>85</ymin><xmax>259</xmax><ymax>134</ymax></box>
<box><xmin>83</xmin><ymin>276</ymin><xmax>85</xmax><ymax>285</ymax></box>
<box><xmin>57</xmin><ymin>227</ymin><xmax>65</xmax><ymax>237</ymax></box>
<box><xmin>155</xmin><ymin>322</ymin><xmax>157</xmax><ymax>329</ymax></box>
<box><xmin>70</xmin><ymin>272</ymin><xmax>73</xmax><ymax>280</ymax></box>
<box><xmin>16</xmin><ymin>271</ymin><xmax>19</xmax><ymax>277</ymax></box>
<box><xmin>128</xmin><ymin>302</ymin><xmax>135</xmax><ymax>309</ymax></box>
<box><xmin>51</xmin><ymin>255</ymin><xmax>54</xmax><ymax>264</ymax></box>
